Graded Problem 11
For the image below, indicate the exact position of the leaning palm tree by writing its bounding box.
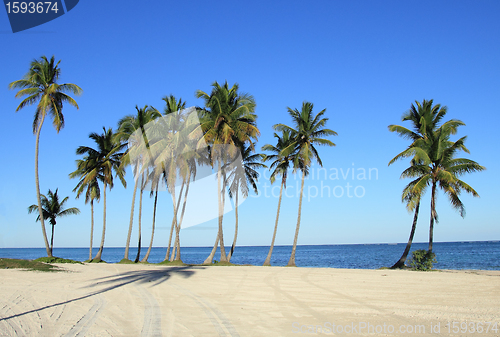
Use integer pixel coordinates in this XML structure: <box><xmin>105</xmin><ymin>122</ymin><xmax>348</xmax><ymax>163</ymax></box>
<box><xmin>226</xmin><ymin>142</ymin><xmax>266</xmax><ymax>262</ymax></box>
<box><xmin>76</xmin><ymin>127</ymin><xmax>126</xmax><ymax>262</ymax></box>
<box><xmin>395</xmin><ymin>129</ymin><xmax>485</xmax><ymax>252</ymax></box>
<box><xmin>387</xmin><ymin>100</ymin><xmax>438</xmax><ymax>268</ymax></box>
<box><xmin>69</xmin><ymin>158</ymin><xmax>101</xmax><ymax>261</ymax></box>
<box><xmin>196</xmin><ymin>81</ymin><xmax>259</xmax><ymax>264</ymax></box>
<box><xmin>115</xmin><ymin>105</ymin><xmax>161</xmax><ymax>262</ymax></box>
<box><xmin>28</xmin><ymin>189</ymin><xmax>80</xmax><ymax>256</ymax></box>
<box><xmin>388</xmin><ymin>100</ymin><xmax>483</xmax><ymax>252</ymax></box>
<box><xmin>275</xmin><ymin>101</ymin><xmax>337</xmax><ymax>267</ymax></box>
<box><xmin>9</xmin><ymin>55</ymin><xmax>82</xmax><ymax>257</ymax></box>
<box><xmin>262</xmin><ymin>130</ymin><xmax>297</xmax><ymax>266</ymax></box>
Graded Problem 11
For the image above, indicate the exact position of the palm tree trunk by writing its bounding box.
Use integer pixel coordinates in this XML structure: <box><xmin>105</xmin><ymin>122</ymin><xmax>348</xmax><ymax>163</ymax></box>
<box><xmin>165</xmin><ymin>181</ymin><xmax>183</xmax><ymax>262</ymax></box>
<box><xmin>263</xmin><ymin>178</ymin><xmax>285</xmax><ymax>266</ymax></box>
<box><xmin>174</xmin><ymin>175</ymin><xmax>191</xmax><ymax>262</ymax></box>
<box><xmin>429</xmin><ymin>182</ymin><xmax>437</xmax><ymax>253</ymax></box>
<box><xmin>218</xmin><ymin>160</ymin><xmax>227</xmax><ymax>262</ymax></box>
<box><xmin>287</xmin><ymin>170</ymin><xmax>306</xmax><ymax>267</ymax></box>
<box><xmin>142</xmin><ymin>188</ymin><xmax>158</xmax><ymax>263</ymax></box>
<box><xmin>203</xmin><ymin>234</ymin><xmax>219</xmax><ymax>265</ymax></box>
<box><xmin>177</xmin><ymin>175</ymin><xmax>191</xmax><ymax>229</ymax></box>
<box><xmin>227</xmin><ymin>182</ymin><xmax>239</xmax><ymax>262</ymax></box>
<box><xmin>124</xmin><ymin>173</ymin><xmax>139</xmax><ymax>260</ymax></box>
<box><xmin>169</xmin><ymin>182</ymin><xmax>180</xmax><ymax>262</ymax></box>
<box><xmin>391</xmin><ymin>201</ymin><xmax>420</xmax><ymax>269</ymax></box>
<box><xmin>94</xmin><ymin>183</ymin><xmax>107</xmax><ymax>261</ymax></box>
<box><xmin>134</xmin><ymin>176</ymin><xmax>144</xmax><ymax>263</ymax></box>
<box><xmin>34</xmin><ymin>113</ymin><xmax>52</xmax><ymax>257</ymax></box>
<box><xmin>89</xmin><ymin>200</ymin><xmax>94</xmax><ymax>261</ymax></box>
<box><xmin>50</xmin><ymin>223</ymin><xmax>55</xmax><ymax>256</ymax></box>
<box><xmin>165</xmin><ymin>216</ymin><xmax>176</xmax><ymax>261</ymax></box>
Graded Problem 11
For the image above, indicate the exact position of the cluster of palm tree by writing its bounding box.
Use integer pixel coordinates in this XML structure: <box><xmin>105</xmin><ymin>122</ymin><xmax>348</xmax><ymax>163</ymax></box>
<box><xmin>11</xmin><ymin>55</ymin><xmax>484</xmax><ymax>267</ymax></box>
<box><xmin>388</xmin><ymin>100</ymin><xmax>485</xmax><ymax>268</ymax></box>
<box><xmin>67</xmin><ymin>81</ymin><xmax>269</xmax><ymax>264</ymax></box>
<box><xmin>261</xmin><ymin>102</ymin><xmax>337</xmax><ymax>266</ymax></box>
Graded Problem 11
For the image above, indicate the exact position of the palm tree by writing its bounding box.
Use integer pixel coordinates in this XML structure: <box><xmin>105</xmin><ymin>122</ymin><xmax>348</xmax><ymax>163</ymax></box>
<box><xmin>9</xmin><ymin>55</ymin><xmax>82</xmax><ymax>257</ymax></box>
<box><xmin>115</xmin><ymin>105</ymin><xmax>161</xmax><ymax>262</ymax></box>
<box><xmin>387</xmin><ymin>100</ymin><xmax>437</xmax><ymax>268</ymax></box>
<box><xmin>161</xmin><ymin>95</ymin><xmax>186</xmax><ymax>262</ymax></box>
<box><xmin>28</xmin><ymin>189</ymin><xmax>80</xmax><ymax>255</ymax></box>
<box><xmin>226</xmin><ymin>142</ymin><xmax>266</xmax><ymax>262</ymax></box>
<box><xmin>389</xmin><ymin>100</ymin><xmax>484</xmax><ymax>252</ymax></box>
<box><xmin>75</xmin><ymin>127</ymin><xmax>126</xmax><ymax>262</ymax></box>
<box><xmin>274</xmin><ymin>101</ymin><xmax>337</xmax><ymax>267</ymax></box>
<box><xmin>196</xmin><ymin>81</ymin><xmax>259</xmax><ymax>264</ymax></box>
<box><xmin>69</xmin><ymin>158</ymin><xmax>101</xmax><ymax>261</ymax></box>
<box><xmin>262</xmin><ymin>130</ymin><xmax>297</xmax><ymax>266</ymax></box>
<box><xmin>396</xmin><ymin>130</ymin><xmax>485</xmax><ymax>252</ymax></box>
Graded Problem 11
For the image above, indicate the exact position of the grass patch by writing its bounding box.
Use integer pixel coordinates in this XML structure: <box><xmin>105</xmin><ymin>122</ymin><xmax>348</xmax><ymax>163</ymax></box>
<box><xmin>208</xmin><ymin>261</ymin><xmax>238</xmax><ymax>266</ymax></box>
<box><xmin>88</xmin><ymin>258</ymin><xmax>107</xmax><ymax>263</ymax></box>
<box><xmin>35</xmin><ymin>257</ymin><xmax>83</xmax><ymax>264</ymax></box>
<box><xmin>0</xmin><ymin>258</ymin><xmax>59</xmax><ymax>272</ymax></box>
<box><xmin>117</xmin><ymin>258</ymin><xmax>135</xmax><ymax>264</ymax></box>
<box><xmin>157</xmin><ymin>259</ymin><xmax>187</xmax><ymax>266</ymax></box>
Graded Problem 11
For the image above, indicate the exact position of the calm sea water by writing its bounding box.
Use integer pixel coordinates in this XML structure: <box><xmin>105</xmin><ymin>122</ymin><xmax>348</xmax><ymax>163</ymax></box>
<box><xmin>1</xmin><ymin>241</ymin><xmax>499</xmax><ymax>270</ymax></box>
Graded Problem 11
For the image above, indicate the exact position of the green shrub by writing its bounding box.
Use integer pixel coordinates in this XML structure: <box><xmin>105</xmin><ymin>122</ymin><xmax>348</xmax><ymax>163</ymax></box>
<box><xmin>408</xmin><ymin>249</ymin><xmax>436</xmax><ymax>271</ymax></box>
<box><xmin>35</xmin><ymin>257</ymin><xmax>83</xmax><ymax>264</ymax></box>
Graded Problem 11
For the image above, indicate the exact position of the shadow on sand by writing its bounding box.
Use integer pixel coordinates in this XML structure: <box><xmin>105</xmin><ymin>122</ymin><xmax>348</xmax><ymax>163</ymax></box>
<box><xmin>0</xmin><ymin>265</ymin><xmax>204</xmax><ymax>322</ymax></box>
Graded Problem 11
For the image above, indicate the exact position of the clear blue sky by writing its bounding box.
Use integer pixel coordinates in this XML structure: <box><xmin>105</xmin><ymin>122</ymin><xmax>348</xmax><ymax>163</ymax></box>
<box><xmin>1</xmin><ymin>1</ymin><xmax>499</xmax><ymax>248</ymax></box>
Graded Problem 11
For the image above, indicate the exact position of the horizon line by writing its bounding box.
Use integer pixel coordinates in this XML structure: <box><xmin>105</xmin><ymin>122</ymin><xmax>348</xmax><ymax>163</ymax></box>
<box><xmin>2</xmin><ymin>240</ymin><xmax>499</xmax><ymax>249</ymax></box>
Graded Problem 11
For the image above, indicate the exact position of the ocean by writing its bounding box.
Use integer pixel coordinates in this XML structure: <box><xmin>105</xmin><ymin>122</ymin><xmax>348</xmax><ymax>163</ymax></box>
<box><xmin>1</xmin><ymin>241</ymin><xmax>499</xmax><ymax>270</ymax></box>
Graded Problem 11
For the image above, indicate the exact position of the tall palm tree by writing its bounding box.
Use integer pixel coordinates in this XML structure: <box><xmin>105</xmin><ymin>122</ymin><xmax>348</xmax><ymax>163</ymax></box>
<box><xmin>387</xmin><ymin>100</ymin><xmax>437</xmax><ymax>268</ymax></box>
<box><xmin>69</xmin><ymin>158</ymin><xmax>101</xmax><ymax>261</ymax></box>
<box><xmin>196</xmin><ymin>81</ymin><xmax>259</xmax><ymax>264</ymax></box>
<box><xmin>76</xmin><ymin>127</ymin><xmax>126</xmax><ymax>262</ymax></box>
<box><xmin>395</xmin><ymin>131</ymin><xmax>485</xmax><ymax>252</ymax></box>
<box><xmin>9</xmin><ymin>55</ymin><xmax>82</xmax><ymax>257</ymax></box>
<box><xmin>28</xmin><ymin>188</ymin><xmax>80</xmax><ymax>255</ymax></box>
<box><xmin>389</xmin><ymin>100</ymin><xmax>483</xmax><ymax>252</ymax></box>
<box><xmin>262</xmin><ymin>130</ymin><xmax>297</xmax><ymax>266</ymax></box>
<box><xmin>115</xmin><ymin>105</ymin><xmax>161</xmax><ymax>262</ymax></box>
<box><xmin>161</xmin><ymin>95</ymin><xmax>186</xmax><ymax>262</ymax></box>
<box><xmin>275</xmin><ymin>101</ymin><xmax>337</xmax><ymax>267</ymax></box>
<box><xmin>226</xmin><ymin>143</ymin><xmax>266</xmax><ymax>262</ymax></box>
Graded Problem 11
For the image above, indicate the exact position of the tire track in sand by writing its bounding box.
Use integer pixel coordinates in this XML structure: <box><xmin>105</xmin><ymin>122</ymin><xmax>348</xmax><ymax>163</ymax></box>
<box><xmin>135</xmin><ymin>284</ymin><xmax>163</xmax><ymax>337</ymax></box>
<box><xmin>170</xmin><ymin>283</ymin><xmax>240</xmax><ymax>337</ymax></box>
<box><xmin>63</xmin><ymin>294</ymin><xmax>106</xmax><ymax>337</ymax></box>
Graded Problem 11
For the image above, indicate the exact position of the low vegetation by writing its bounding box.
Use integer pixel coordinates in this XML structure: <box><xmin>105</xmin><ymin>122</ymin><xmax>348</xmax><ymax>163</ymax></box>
<box><xmin>0</xmin><ymin>258</ymin><xmax>59</xmax><ymax>272</ymax></box>
<box><xmin>408</xmin><ymin>249</ymin><xmax>437</xmax><ymax>271</ymax></box>
<box><xmin>35</xmin><ymin>257</ymin><xmax>82</xmax><ymax>264</ymax></box>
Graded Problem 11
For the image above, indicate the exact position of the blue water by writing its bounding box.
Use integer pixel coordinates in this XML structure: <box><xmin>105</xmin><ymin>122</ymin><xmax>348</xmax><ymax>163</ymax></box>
<box><xmin>1</xmin><ymin>241</ymin><xmax>499</xmax><ymax>270</ymax></box>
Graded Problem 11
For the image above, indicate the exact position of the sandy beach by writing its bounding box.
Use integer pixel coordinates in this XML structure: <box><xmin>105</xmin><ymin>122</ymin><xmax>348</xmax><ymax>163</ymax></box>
<box><xmin>0</xmin><ymin>264</ymin><xmax>499</xmax><ymax>336</ymax></box>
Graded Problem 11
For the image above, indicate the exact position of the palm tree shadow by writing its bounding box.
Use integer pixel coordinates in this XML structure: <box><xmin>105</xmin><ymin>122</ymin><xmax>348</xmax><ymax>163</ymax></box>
<box><xmin>0</xmin><ymin>265</ymin><xmax>204</xmax><ymax>322</ymax></box>
<box><xmin>86</xmin><ymin>265</ymin><xmax>203</xmax><ymax>292</ymax></box>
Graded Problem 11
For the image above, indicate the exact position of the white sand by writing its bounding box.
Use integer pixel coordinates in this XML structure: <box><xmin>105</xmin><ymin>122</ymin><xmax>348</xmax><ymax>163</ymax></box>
<box><xmin>0</xmin><ymin>264</ymin><xmax>499</xmax><ymax>336</ymax></box>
